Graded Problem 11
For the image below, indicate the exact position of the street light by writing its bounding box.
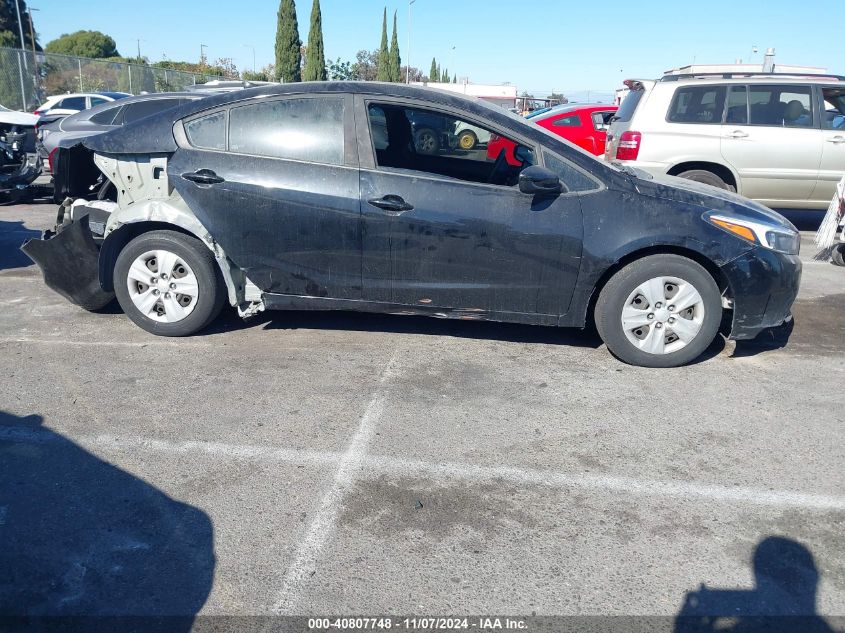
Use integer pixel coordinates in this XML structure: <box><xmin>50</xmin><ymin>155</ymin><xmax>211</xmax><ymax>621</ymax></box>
<box><xmin>243</xmin><ymin>44</ymin><xmax>256</xmax><ymax>74</ymax></box>
<box><xmin>406</xmin><ymin>0</ymin><xmax>416</xmax><ymax>84</ymax></box>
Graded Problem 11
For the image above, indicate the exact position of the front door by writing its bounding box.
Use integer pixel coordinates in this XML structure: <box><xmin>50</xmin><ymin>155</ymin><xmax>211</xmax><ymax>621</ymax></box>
<box><xmin>720</xmin><ymin>84</ymin><xmax>821</xmax><ymax>205</ymax></box>
<box><xmin>811</xmin><ymin>85</ymin><xmax>845</xmax><ymax>205</ymax></box>
<box><xmin>357</xmin><ymin>98</ymin><xmax>584</xmax><ymax>320</ymax></box>
<box><xmin>169</xmin><ymin>94</ymin><xmax>362</xmax><ymax>299</ymax></box>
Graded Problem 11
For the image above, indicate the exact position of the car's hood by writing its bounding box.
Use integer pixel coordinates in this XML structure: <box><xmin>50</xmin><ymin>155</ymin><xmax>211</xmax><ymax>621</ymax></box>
<box><xmin>631</xmin><ymin>171</ymin><xmax>797</xmax><ymax>232</ymax></box>
<box><xmin>0</xmin><ymin>110</ymin><xmax>38</xmax><ymax>127</ymax></box>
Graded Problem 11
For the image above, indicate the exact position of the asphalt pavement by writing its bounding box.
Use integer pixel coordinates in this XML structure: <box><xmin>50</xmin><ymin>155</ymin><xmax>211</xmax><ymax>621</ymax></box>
<box><xmin>0</xmin><ymin>201</ymin><xmax>843</xmax><ymax>630</ymax></box>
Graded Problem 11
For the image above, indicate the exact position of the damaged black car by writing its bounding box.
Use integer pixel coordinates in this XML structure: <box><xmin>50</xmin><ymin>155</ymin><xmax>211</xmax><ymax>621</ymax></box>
<box><xmin>0</xmin><ymin>104</ymin><xmax>41</xmax><ymax>194</ymax></box>
<box><xmin>21</xmin><ymin>82</ymin><xmax>801</xmax><ymax>367</ymax></box>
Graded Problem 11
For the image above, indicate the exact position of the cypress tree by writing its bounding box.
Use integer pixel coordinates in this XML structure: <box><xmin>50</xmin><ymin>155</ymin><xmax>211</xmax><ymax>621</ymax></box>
<box><xmin>441</xmin><ymin>67</ymin><xmax>448</xmax><ymax>83</ymax></box>
<box><xmin>302</xmin><ymin>0</ymin><xmax>326</xmax><ymax>80</ymax></box>
<box><xmin>429</xmin><ymin>58</ymin><xmax>437</xmax><ymax>82</ymax></box>
<box><xmin>388</xmin><ymin>11</ymin><xmax>401</xmax><ymax>82</ymax></box>
<box><xmin>376</xmin><ymin>8</ymin><xmax>390</xmax><ymax>82</ymax></box>
<box><xmin>275</xmin><ymin>0</ymin><xmax>301</xmax><ymax>82</ymax></box>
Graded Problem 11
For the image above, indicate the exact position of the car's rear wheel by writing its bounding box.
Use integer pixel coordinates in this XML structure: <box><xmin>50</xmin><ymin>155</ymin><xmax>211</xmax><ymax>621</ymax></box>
<box><xmin>595</xmin><ymin>254</ymin><xmax>722</xmax><ymax>367</ymax></box>
<box><xmin>415</xmin><ymin>128</ymin><xmax>440</xmax><ymax>155</ymax></box>
<box><xmin>676</xmin><ymin>169</ymin><xmax>735</xmax><ymax>192</ymax></box>
<box><xmin>113</xmin><ymin>230</ymin><xmax>225</xmax><ymax>336</ymax></box>
<box><xmin>458</xmin><ymin>130</ymin><xmax>477</xmax><ymax>150</ymax></box>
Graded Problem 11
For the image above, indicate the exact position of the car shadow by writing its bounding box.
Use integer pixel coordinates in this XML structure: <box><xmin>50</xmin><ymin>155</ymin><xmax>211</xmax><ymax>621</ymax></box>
<box><xmin>674</xmin><ymin>536</ymin><xmax>836</xmax><ymax>632</ymax></box>
<box><xmin>0</xmin><ymin>219</ymin><xmax>39</xmax><ymax>271</ymax></box>
<box><xmin>0</xmin><ymin>411</ymin><xmax>215</xmax><ymax>629</ymax></box>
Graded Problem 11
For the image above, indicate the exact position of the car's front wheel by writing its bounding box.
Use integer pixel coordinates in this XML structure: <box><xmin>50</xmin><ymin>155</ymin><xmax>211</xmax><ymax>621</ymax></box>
<box><xmin>113</xmin><ymin>230</ymin><xmax>225</xmax><ymax>336</ymax></box>
<box><xmin>595</xmin><ymin>254</ymin><xmax>723</xmax><ymax>367</ymax></box>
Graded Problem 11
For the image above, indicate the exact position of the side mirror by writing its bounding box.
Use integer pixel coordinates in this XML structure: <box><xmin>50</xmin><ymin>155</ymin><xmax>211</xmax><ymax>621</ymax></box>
<box><xmin>519</xmin><ymin>165</ymin><xmax>564</xmax><ymax>196</ymax></box>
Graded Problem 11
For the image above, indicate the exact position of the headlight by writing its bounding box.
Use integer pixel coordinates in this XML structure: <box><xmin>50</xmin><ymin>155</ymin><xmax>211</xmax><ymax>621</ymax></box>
<box><xmin>705</xmin><ymin>213</ymin><xmax>800</xmax><ymax>255</ymax></box>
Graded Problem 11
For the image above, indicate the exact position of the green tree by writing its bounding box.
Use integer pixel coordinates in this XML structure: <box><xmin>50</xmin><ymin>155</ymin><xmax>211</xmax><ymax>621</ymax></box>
<box><xmin>302</xmin><ymin>0</ymin><xmax>326</xmax><ymax>81</ymax></box>
<box><xmin>388</xmin><ymin>10</ymin><xmax>401</xmax><ymax>82</ymax></box>
<box><xmin>326</xmin><ymin>57</ymin><xmax>353</xmax><ymax>80</ymax></box>
<box><xmin>275</xmin><ymin>0</ymin><xmax>301</xmax><ymax>83</ymax></box>
<box><xmin>0</xmin><ymin>0</ymin><xmax>38</xmax><ymax>50</ymax></box>
<box><xmin>429</xmin><ymin>58</ymin><xmax>437</xmax><ymax>82</ymax></box>
<box><xmin>441</xmin><ymin>67</ymin><xmax>448</xmax><ymax>83</ymax></box>
<box><xmin>352</xmin><ymin>49</ymin><xmax>378</xmax><ymax>81</ymax></box>
<box><xmin>376</xmin><ymin>8</ymin><xmax>390</xmax><ymax>82</ymax></box>
<box><xmin>45</xmin><ymin>30</ymin><xmax>119</xmax><ymax>58</ymax></box>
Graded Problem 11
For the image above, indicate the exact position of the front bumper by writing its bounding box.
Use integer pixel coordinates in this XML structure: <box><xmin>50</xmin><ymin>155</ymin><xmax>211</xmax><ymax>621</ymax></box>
<box><xmin>721</xmin><ymin>247</ymin><xmax>802</xmax><ymax>340</ymax></box>
<box><xmin>20</xmin><ymin>214</ymin><xmax>115</xmax><ymax>311</ymax></box>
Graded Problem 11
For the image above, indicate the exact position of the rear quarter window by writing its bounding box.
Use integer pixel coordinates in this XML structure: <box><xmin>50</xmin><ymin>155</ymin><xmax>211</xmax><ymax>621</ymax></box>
<box><xmin>184</xmin><ymin>111</ymin><xmax>226</xmax><ymax>151</ymax></box>
<box><xmin>667</xmin><ymin>86</ymin><xmax>727</xmax><ymax>124</ymax></box>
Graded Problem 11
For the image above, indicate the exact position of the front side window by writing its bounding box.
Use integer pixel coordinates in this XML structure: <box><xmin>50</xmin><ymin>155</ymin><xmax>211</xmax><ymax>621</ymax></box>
<box><xmin>228</xmin><ymin>97</ymin><xmax>344</xmax><ymax>165</ymax></box>
<box><xmin>542</xmin><ymin>151</ymin><xmax>600</xmax><ymax>193</ymax></box>
<box><xmin>367</xmin><ymin>103</ymin><xmax>534</xmax><ymax>187</ymax></box>
<box><xmin>667</xmin><ymin>86</ymin><xmax>727</xmax><ymax>124</ymax></box>
<box><xmin>591</xmin><ymin>111</ymin><xmax>615</xmax><ymax>130</ymax></box>
<box><xmin>822</xmin><ymin>88</ymin><xmax>845</xmax><ymax>130</ymax></box>
<box><xmin>184</xmin><ymin>111</ymin><xmax>226</xmax><ymax>151</ymax></box>
<box><xmin>748</xmin><ymin>85</ymin><xmax>814</xmax><ymax>127</ymax></box>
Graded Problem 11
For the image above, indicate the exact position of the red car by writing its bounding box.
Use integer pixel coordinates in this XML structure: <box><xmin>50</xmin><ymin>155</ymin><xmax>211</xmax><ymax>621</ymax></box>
<box><xmin>487</xmin><ymin>104</ymin><xmax>618</xmax><ymax>165</ymax></box>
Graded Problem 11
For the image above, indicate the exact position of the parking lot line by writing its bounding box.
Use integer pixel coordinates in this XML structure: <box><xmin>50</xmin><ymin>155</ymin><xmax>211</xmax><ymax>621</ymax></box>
<box><xmin>272</xmin><ymin>350</ymin><xmax>401</xmax><ymax>615</ymax></box>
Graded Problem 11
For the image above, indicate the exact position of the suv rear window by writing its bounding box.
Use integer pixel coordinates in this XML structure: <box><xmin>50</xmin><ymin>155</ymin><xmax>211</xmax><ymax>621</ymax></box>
<box><xmin>614</xmin><ymin>89</ymin><xmax>644</xmax><ymax>123</ymax></box>
<box><xmin>667</xmin><ymin>86</ymin><xmax>727</xmax><ymax>124</ymax></box>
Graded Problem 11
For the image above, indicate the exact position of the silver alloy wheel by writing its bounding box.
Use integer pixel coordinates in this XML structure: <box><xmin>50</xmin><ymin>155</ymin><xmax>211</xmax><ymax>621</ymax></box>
<box><xmin>620</xmin><ymin>276</ymin><xmax>705</xmax><ymax>355</ymax></box>
<box><xmin>125</xmin><ymin>249</ymin><xmax>199</xmax><ymax>323</ymax></box>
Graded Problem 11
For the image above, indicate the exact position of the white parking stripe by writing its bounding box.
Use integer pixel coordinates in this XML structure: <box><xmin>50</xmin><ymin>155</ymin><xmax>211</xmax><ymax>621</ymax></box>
<box><xmin>272</xmin><ymin>352</ymin><xmax>400</xmax><ymax>614</ymax></box>
<box><xmin>4</xmin><ymin>425</ymin><xmax>844</xmax><ymax>514</ymax></box>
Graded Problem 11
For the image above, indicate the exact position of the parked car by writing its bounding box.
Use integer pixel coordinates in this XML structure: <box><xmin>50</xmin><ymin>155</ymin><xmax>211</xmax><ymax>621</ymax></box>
<box><xmin>22</xmin><ymin>83</ymin><xmax>801</xmax><ymax>368</ymax></box>
<box><xmin>43</xmin><ymin>92</ymin><xmax>208</xmax><ymax>200</ymax></box>
<box><xmin>33</xmin><ymin>92</ymin><xmax>131</xmax><ymax>117</ymax></box>
<box><xmin>0</xmin><ymin>104</ymin><xmax>41</xmax><ymax>190</ymax></box>
<box><xmin>530</xmin><ymin>104</ymin><xmax>618</xmax><ymax>155</ymax></box>
<box><xmin>605</xmin><ymin>73</ymin><xmax>845</xmax><ymax>210</ymax></box>
<box><xmin>454</xmin><ymin>121</ymin><xmax>491</xmax><ymax>150</ymax></box>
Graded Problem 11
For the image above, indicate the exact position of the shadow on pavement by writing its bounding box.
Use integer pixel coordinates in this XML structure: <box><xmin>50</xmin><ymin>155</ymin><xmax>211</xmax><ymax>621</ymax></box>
<box><xmin>675</xmin><ymin>536</ymin><xmax>837</xmax><ymax>632</ymax></box>
<box><xmin>0</xmin><ymin>219</ymin><xmax>39</xmax><ymax>271</ymax></box>
<box><xmin>0</xmin><ymin>411</ymin><xmax>215</xmax><ymax>630</ymax></box>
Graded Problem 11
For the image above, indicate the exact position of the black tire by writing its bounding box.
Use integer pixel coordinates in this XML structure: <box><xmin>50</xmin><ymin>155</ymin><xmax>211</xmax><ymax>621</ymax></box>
<box><xmin>414</xmin><ymin>128</ymin><xmax>440</xmax><ymax>155</ymax></box>
<box><xmin>676</xmin><ymin>169</ymin><xmax>735</xmax><ymax>192</ymax></box>
<box><xmin>113</xmin><ymin>230</ymin><xmax>226</xmax><ymax>336</ymax></box>
<box><xmin>594</xmin><ymin>254</ymin><xmax>722</xmax><ymax>368</ymax></box>
<box><xmin>457</xmin><ymin>130</ymin><xmax>477</xmax><ymax>150</ymax></box>
<box><xmin>831</xmin><ymin>244</ymin><xmax>845</xmax><ymax>267</ymax></box>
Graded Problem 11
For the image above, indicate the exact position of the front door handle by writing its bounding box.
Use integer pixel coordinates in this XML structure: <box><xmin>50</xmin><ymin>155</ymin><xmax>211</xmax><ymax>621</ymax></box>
<box><xmin>181</xmin><ymin>169</ymin><xmax>224</xmax><ymax>185</ymax></box>
<box><xmin>826</xmin><ymin>136</ymin><xmax>845</xmax><ymax>144</ymax></box>
<box><xmin>726</xmin><ymin>130</ymin><xmax>749</xmax><ymax>139</ymax></box>
<box><xmin>367</xmin><ymin>194</ymin><xmax>414</xmax><ymax>214</ymax></box>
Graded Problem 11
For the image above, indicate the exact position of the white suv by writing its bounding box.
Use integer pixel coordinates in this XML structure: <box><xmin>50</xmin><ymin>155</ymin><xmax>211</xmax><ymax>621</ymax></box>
<box><xmin>605</xmin><ymin>74</ymin><xmax>845</xmax><ymax>210</ymax></box>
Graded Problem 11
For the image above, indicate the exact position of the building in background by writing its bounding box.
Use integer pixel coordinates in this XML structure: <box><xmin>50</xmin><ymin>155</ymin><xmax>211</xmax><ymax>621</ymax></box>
<box><xmin>413</xmin><ymin>80</ymin><xmax>518</xmax><ymax>109</ymax></box>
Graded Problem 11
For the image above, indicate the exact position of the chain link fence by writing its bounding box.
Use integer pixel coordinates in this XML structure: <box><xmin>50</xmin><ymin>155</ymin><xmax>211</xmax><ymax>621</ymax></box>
<box><xmin>1</xmin><ymin>47</ymin><xmax>227</xmax><ymax>111</ymax></box>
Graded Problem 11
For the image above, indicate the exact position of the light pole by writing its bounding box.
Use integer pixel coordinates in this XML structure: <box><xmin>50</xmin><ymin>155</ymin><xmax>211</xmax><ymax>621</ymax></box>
<box><xmin>450</xmin><ymin>45</ymin><xmax>455</xmax><ymax>81</ymax></box>
<box><xmin>13</xmin><ymin>0</ymin><xmax>28</xmax><ymax>109</ymax></box>
<box><xmin>406</xmin><ymin>0</ymin><xmax>416</xmax><ymax>84</ymax></box>
<box><xmin>243</xmin><ymin>44</ymin><xmax>256</xmax><ymax>74</ymax></box>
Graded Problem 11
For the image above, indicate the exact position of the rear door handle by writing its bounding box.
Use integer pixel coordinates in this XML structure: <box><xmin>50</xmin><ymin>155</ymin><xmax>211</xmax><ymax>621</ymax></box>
<box><xmin>726</xmin><ymin>130</ymin><xmax>749</xmax><ymax>139</ymax></box>
<box><xmin>181</xmin><ymin>169</ymin><xmax>224</xmax><ymax>184</ymax></box>
<box><xmin>826</xmin><ymin>136</ymin><xmax>845</xmax><ymax>144</ymax></box>
<box><xmin>367</xmin><ymin>195</ymin><xmax>414</xmax><ymax>214</ymax></box>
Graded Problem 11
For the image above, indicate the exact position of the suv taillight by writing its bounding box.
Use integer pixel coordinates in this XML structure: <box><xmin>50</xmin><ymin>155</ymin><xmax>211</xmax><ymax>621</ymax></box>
<box><xmin>616</xmin><ymin>131</ymin><xmax>641</xmax><ymax>161</ymax></box>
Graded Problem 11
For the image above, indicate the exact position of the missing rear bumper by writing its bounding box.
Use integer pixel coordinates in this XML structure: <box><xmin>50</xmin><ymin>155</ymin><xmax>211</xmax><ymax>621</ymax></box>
<box><xmin>20</xmin><ymin>215</ymin><xmax>115</xmax><ymax>311</ymax></box>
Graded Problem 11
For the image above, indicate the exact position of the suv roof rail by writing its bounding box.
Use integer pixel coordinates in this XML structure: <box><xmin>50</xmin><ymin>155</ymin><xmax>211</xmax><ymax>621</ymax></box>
<box><xmin>660</xmin><ymin>72</ymin><xmax>845</xmax><ymax>82</ymax></box>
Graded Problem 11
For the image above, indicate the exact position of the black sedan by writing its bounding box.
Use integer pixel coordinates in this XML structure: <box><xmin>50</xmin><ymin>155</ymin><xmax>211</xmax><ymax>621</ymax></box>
<box><xmin>22</xmin><ymin>82</ymin><xmax>801</xmax><ymax>367</ymax></box>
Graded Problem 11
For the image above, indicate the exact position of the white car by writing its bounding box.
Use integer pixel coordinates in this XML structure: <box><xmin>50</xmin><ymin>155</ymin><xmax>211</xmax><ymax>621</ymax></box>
<box><xmin>605</xmin><ymin>73</ymin><xmax>845</xmax><ymax>210</ymax></box>
<box><xmin>453</xmin><ymin>120</ymin><xmax>491</xmax><ymax>150</ymax></box>
<box><xmin>1</xmin><ymin>104</ymin><xmax>41</xmax><ymax>189</ymax></box>
<box><xmin>33</xmin><ymin>92</ymin><xmax>131</xmax><ymax>117</ymax></box>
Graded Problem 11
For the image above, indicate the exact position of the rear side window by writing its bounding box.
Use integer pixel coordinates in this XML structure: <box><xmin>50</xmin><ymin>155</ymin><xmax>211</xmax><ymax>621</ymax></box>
<box><xmin>551</xmin><ymin>114</ymin><xmax>581</xmax><ymax>127</ymax></box>
<box><xmin>184</xmin><ymin>111</ymin><xmax>226</xmax><ymax>151</ymax></box>
<box><xmin>57</xmin><ymin>96</ymin><xmax>86</xmax><ymax>111</ymax></box>
<box><xmin>121</xmin><ymin>99</ymin><xmax>182</xmax><ymax>124</ymax></box>
<box><xmin>747</xmin><ymin>85</ymin><xmax>813</xmax><ymax>127</ymax></box>
<box><xmin>228</xmin><ymin>97</ymin><xmax>344</xmax><ymax>165</ymax></box>
<box><xmin>667</xmin><ymin>86</ymin><xmax>727</xmax><ymax>124</ymax></box>
<box><xmin>614</xmin><ymin>89</ymin><xmax>644</xmax><ymax>123</ymax></box>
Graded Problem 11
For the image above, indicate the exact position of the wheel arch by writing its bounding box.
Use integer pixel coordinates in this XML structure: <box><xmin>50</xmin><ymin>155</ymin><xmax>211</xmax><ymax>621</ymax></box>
<box><xmin>667</xmin><ymin>161</ymin><xmax>739</xmax><ymax>192</ymax></box>
<box><xmin>581</xmin><ymin>245</ymin><xmax>732</xmax><ymax>330</ymax></box>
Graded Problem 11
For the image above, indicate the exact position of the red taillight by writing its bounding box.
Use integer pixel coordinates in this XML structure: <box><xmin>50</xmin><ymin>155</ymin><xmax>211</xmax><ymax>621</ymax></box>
<box><xmin>48</xmin><ymin>148</ymin><xmax>59</xmax><ymax>173</ymax></box>
<box><xmin>32</xmin><ymin>109</ymin><xmax>41</xmax><ymax>115</ymax></box>
<box><xmin>616</xmin><ymin>131</ymin><xmax>641</xmax><ymax>161</ymax></box>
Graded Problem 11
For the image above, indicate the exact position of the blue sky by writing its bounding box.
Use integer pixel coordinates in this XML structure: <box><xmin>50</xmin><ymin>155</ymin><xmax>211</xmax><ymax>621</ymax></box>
<box><xmin>35</xmin><ymin>0</ymin><xmax>842</xmax><ymax>102</ymax></box>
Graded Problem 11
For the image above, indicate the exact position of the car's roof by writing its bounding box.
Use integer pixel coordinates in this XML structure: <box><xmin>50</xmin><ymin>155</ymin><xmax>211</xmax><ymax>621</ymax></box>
<box><xmin>654</xmin><ymin>74</ymin><xmax>845</xmax><ymax>87</ymax></box>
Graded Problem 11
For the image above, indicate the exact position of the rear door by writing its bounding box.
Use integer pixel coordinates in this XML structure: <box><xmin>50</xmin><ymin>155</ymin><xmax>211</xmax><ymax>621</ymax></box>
<box><xmin>356</xmin><ymin>97</ymin><xmax>585</xmax><ymax>319</ymax></box>
<box><xmin>811</xmin><ymin>85</ymin><xmax>845</xmax><ymax>204</ymax></box>
<box><xmin>720</xmin><ymin>84</ymin><xmax>821</xmax><ymax>204</ymax></box>
<box><xmin>169</xmin><ymin>94</ymin><xmax>363</xmax><ymax>299</ymax></box>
